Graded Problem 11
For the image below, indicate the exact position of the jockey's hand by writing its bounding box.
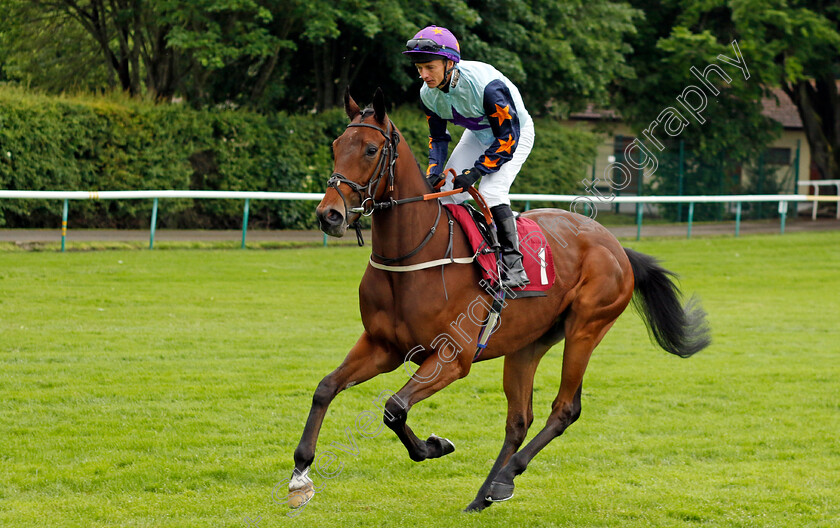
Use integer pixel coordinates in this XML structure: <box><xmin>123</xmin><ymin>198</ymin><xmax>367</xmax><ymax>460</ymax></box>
<box><xmin>453</xmin><ymin>168</ymin><xmax>480</xmax><ymax>191</ymax></box>
<box><xmin>426</xmin><ymin>172</ymin><xmax>445</xmax><ymax>189</ymax></box>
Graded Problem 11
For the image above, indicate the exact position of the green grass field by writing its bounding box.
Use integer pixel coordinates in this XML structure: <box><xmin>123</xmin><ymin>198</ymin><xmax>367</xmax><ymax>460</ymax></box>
<box><xmin>1</xmin><ymin>231</ymin><xmax>838</xmax><ymax>527</ymax></box>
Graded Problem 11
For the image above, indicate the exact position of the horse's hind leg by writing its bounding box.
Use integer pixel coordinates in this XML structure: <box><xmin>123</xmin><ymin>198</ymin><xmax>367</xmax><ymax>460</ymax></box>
<box><xmin>485</xmin><ymin>323</ymin><xmax>606</xmax><ymax>502</ymax></box>
<box><xmin>486</xmin><ymin>258</ymin><xmax>630</xmax><ymax>502</ymax></box>
<box><xmin>464</xmin><ymin>343</ymin><xmax>547</xmax><ymax>512</ymax></box>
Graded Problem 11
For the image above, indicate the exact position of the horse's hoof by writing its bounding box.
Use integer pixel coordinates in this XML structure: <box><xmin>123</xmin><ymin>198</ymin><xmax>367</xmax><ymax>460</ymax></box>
<box><xmin>428</xmin><ymin>434</ymin><xmax>456</xmax><ymax>457</ymax></box>
<box><xmin>288</xmin><ymin>482</ymin><xmax>314</xmax><ymax>509</ymax></box>
<box><xmin>486</xmin><ymin>480</ymin><xmax>514</xmax><ymax>502</ymax></box>
<box><xmin>464</xmin><ymin>498</ymin><xmax>492</xmax><ymax>513</ymax></box>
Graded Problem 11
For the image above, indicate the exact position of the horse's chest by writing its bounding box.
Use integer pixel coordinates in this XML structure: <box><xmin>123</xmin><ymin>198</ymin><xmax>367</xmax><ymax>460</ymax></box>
<box><xmin>360</xmin><ymin>281</ymin><xmax>434</xmax><ymax>350</ymax></box>
<box><xmin>366</xmin><ymin>313</ymin><xmax>414</xmax><ymax>350</ymax></box>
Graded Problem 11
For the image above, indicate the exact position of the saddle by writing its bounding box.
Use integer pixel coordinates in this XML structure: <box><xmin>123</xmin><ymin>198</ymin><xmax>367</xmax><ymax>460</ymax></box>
<box><xmin>444</xmin><ymin>202</ymin><xmax>555</xmax><ymax>297</ymax></box>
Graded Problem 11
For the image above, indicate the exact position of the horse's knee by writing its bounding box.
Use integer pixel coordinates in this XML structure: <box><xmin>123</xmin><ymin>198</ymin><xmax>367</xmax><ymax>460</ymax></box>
<box><xmin>383</xmin><ymin>395</ymin><xmax>408</xmax><ymax>428</ymax></box>
<box><xmin>312</xmin><ymin>377</ymin><xmax>338</xmax><ymax>408</ymax></box>
<box><xmin>505</xmin><ymin>414</ymin><xmax>530</xmax><ymax>446</ymax></box>
<box><xmin>549</xmin><ymin>399</ymin><xmax>581</xmax><ymax>433</ymax></box>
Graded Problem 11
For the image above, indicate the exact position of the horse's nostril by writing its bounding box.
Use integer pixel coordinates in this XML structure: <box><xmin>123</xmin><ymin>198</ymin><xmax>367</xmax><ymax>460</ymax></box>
<box><xmin>327</xmin><ymin>209</ymin><xmax>344</xmax><ymax>225</ymax></box>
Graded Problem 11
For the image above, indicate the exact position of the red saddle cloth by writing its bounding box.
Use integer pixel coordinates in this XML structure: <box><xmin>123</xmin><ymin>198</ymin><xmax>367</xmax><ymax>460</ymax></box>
<box><xmin>444</xmin><ymin>204</ymin><xmax>555</xmax><ymax>293</ymax></box>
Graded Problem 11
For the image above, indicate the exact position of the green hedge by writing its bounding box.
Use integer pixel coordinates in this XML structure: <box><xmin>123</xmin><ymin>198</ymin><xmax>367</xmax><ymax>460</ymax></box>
<box><xmin>0</xmin><ymin>88</ymin><xmax>347</xmax><ymax>229</ymax></box>
<box><xmin>0</xmin><ymin>88</ymin><xmax>597</xmax><ymax>229</ymax></box>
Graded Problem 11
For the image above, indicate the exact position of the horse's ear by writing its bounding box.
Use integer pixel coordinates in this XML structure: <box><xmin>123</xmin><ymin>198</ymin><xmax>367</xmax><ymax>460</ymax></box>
<box><xmin>344</xmin><ymin>88</ymin><xmax>360</xmax><ymax>120</ymax></box>
<box><xmin>373</xmin><ymin>87</ymin><xmax>386</xmax><ymax>123</ymax></box>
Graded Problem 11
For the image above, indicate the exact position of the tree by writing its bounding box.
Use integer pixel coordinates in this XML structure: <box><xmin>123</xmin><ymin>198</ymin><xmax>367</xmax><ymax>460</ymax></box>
<box><xmin>512</xmin><ymin>0</ymin><xmax>641</xmax><ymax>113</ymax></box>
<box><xmin>2</xmin><ymin>1</ymin><xmax>284</xmax><ymax>101</ymax></box>
<box><xmin>0</xmin><ymin>1</ymin><xmax>111</xmax><ymax>92</ymax></box>
<box><xmin>279</xmin><ymin>0</ymin><xmax>641</xmax><ymax>113</ymax></box>
<box><xmin>2</xmin><ymin>0</ymin><xmax>645</xmax><ymax>114</ymax></box>
<box><xmin>624</xmin><ymin>0</ymin><xmax>840</xmax><ymax>182</ymax></box>
<box><xmin>615</xmin><ymin>0</ymin><xmax>787</xmax><ymax>220</ymax></box>
<box><xmin>279</xmin><ymin>0</ymin><xmax>476</xmax><ymax>111</ymax></box>
<box><xmin>727</xmin><ymin>1</ymin><xmax>840</xmax><ymax>180</ymax></box>
<box><xmin>162</xmin><ymin>0</ymin><xmax>291</xmax><ymax>104</ymax></box>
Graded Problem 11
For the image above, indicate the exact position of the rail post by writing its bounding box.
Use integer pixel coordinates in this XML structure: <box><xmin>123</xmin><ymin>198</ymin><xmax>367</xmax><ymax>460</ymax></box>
<box><xmin>635</xmin><ymin>203</ymin><xmax>643</xmax><ymax>241</ymax></box>
<box><xmin>687</xmin><ymin>202</ymin><xmax>695</xmax><ymax>239</ymax></box>
<box><xmin>149</xmin><ymin>198</ymin><xmax>159</xmax><ymax>250</ymax></box>
<box><xmin>61</xmin><ymin>199</ymin><xmax>69</xmax><ymax>252</ymax></box>
<box><xmin>779</xmin><ymin>201</ymin><xmax>788</xmax><ymax>235</ymax></box>
<box><xmin>241</xmin><ymin>198</ymin><xmax>250</xmax><ymax>249</ymax></box>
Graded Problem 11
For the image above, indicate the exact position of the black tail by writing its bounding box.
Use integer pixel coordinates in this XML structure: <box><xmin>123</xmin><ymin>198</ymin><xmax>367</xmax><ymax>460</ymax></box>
<box><xmin>624</xmin><ymin>248</ymin><xmax>711</xmax><ymax>358</ymax></box>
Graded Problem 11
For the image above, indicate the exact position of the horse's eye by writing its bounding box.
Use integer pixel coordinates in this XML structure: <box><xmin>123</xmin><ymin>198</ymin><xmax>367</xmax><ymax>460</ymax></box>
<box><xmin>366</xmin><ymin>145</ymin><xmax>378</xmax><ymax>156</ymax></box>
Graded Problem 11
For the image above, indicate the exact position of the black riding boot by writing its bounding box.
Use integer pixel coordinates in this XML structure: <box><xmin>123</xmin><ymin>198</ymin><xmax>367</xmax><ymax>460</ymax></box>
<box><xmin>491</xmin><ymin>204</ymin><xmax>530</xmax><ymax>289</ymax></box>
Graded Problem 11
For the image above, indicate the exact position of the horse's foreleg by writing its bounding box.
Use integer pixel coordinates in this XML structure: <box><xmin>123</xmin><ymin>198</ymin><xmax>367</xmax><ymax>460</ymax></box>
<box><xmin>290</xmin><ymin>332</ymin><xmax>400</xmax><ymax>504</ymax></box>
<box><xmin>465</xmin><ymin>344</ymin><xmax>545</xmax><ymax>512</ymax></box>
<box><xmin>383</xmin><ymin>351</ymin><xmax>468</xmax><ymax>462</ymax></box>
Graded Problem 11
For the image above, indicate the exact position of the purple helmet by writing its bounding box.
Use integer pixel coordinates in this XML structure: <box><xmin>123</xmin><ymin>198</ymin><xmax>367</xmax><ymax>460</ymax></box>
<box><xmin>403</xmin><ymin>26</ymin><xmax>460</xmax><ymax>63</ymax></box>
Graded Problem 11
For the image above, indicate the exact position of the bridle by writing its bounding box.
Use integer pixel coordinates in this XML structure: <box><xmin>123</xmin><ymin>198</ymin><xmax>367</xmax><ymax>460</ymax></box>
<box><xmin>326</xmin><ymin>116</ymin><xmax>446</xmax><ymax>265</ymax></box>
<box><xmin>327</xmin><ymin>118</ymin><xmax>400</xmax><ymax>222</ymax></box>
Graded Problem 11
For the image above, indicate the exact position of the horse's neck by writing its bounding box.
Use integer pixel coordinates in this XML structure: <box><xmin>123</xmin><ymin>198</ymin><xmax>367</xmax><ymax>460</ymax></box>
<box><xmin>370</xmin><ymin>139</ymin><xmax>442</xmax><ymax>261</ymax></box>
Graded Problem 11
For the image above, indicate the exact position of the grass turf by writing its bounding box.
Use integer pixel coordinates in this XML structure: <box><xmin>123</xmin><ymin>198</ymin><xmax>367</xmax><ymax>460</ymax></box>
<box><xmin>0</xmin><ymin>231</ymin><xmax>838</xmax><ymax>527</ymax></box>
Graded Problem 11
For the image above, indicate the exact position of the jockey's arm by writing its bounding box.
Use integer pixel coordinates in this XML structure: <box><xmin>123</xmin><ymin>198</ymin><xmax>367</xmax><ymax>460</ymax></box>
<box><xmin>474</xmin><ymin>80</ymin><xmax>522</xmax><ymax>176</ymax></box>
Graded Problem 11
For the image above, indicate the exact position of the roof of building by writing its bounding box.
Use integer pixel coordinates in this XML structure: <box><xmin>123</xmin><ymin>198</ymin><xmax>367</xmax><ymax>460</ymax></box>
<box><xmin>568</xmin><ymin>104</ymin><xmax>621</xmax><ymax>121</ymax></box>
<box><xmin>761</xmin><ymin>88</ymin><xmax>802</xmax><ymax>129</ymax></box>
<box><xmin>568</xmin><ymin>87</ymin><xmax>804</xmax><ymax>129</ymax></box>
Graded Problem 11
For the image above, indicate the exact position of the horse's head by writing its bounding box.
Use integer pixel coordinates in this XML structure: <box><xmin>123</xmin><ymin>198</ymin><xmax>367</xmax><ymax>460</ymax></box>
<box><xmin>316</xmin><ymin>88</ymin><xmax>397</xmax><ymax>237</ymax></box>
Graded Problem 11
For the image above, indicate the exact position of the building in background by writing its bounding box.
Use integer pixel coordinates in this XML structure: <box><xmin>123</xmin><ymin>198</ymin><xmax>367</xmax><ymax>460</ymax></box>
<box><xmin>563</xmin><ymin>88</ymin><xmax>811</xmax><ymax>217</ymax></box>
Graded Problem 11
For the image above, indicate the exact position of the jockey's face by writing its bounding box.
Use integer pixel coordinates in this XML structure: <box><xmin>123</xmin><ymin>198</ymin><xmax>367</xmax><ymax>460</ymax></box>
<box><xmin>416</xmin><ymin>59</ymin><xmax>454</xmax><ymax>89</ymax></box>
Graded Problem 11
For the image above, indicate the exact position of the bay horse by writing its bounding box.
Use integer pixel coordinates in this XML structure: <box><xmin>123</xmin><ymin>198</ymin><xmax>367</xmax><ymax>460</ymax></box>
<box><xmin>292</xmin><ymin>89</ymin><xmax>710</xmax><ymax>512</ymax></box>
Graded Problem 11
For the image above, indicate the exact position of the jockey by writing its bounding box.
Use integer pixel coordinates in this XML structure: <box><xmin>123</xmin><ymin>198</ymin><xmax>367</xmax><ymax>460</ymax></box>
<box><xmin>404</xmin><ymin>25</ymin><xmax>535</xmax><ymax>288</ymax></box>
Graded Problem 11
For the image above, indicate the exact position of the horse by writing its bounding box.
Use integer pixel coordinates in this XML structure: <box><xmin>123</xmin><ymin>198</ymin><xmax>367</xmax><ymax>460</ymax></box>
<box><xmin>291</xmin><ymin>88</ymin><xmax>711</xmax><ymax>512</ymax></box>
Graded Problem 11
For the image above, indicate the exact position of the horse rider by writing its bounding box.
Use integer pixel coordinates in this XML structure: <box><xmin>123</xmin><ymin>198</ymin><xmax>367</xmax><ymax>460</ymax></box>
<box><xmin>404</xmin><ymin>25</ymin><xmax>535</xmax><ymax>288</ymax></box>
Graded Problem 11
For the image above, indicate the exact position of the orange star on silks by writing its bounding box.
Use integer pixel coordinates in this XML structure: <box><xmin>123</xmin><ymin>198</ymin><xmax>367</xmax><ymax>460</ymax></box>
<box><xmin>481</xmin><ymin>156</ymin><xmax>501</xmax><ymax>169</ymax></box>
<box><xmin>495</xmin><ymin>134</ymin><xmax>516</xmax><ymax>154</ymax></box>
<box><xmin>490</xmin><ymin>104</ymin><xmax>512</xmax><ymax>126</ymax></box>
<box><xmin>426</xmin><ymin>163</ymin><xmax>438</xmax><ymax>175</ymax></box>
<box><xmin>428</xmin><ymin>137</ymin><xmax>433</xmax><ymax>149</ymax></box>
<box><xmin>433</xmin><ymin>28</ymin><xmax>444</xmax><ymax>35</ymax></box>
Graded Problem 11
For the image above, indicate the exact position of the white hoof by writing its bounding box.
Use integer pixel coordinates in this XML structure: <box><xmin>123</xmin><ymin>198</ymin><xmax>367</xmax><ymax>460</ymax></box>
<box><xmin>288</xmin><ymin>482</ymin><xmax>314</xmax><ymax>508</ymax></box>
<box><xmin>288</xmin><ymin>467</ymin><xmax>315</xmax><ymax>509</ymax></box>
